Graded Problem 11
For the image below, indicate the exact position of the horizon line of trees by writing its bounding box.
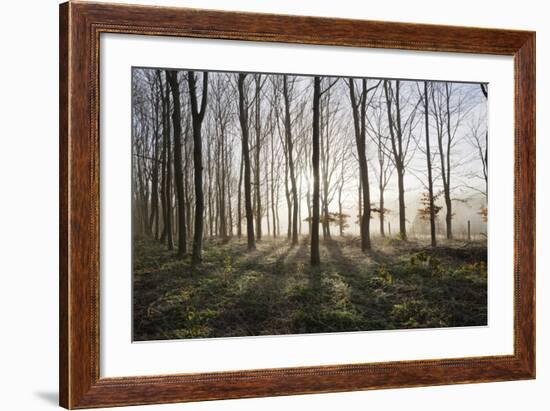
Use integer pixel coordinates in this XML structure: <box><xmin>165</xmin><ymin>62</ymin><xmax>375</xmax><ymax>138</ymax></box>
<box><xmin>132</xmin><ymin>69</ymin><xmax>488</xmax><ymax>266</ymax></box>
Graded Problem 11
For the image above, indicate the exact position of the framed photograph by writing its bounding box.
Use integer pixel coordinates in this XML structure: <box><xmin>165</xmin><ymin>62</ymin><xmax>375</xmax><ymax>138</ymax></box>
<box><xmin>59</xmin><ymin>1</ymin><xmax>535</xmax><ymax>408</ymax></box>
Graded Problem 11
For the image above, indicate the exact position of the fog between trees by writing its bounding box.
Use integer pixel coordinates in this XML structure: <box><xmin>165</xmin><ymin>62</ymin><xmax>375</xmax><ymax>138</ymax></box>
<box><xmin>132</xmin><ymin>68</ymin><xmax>488</xmax><ymax>265</ymax></box>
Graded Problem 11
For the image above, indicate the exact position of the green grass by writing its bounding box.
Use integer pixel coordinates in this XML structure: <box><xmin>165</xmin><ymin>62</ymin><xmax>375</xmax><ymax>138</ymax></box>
<box><xmin>132</xmin><ymin>236</ymin><xmax>487</xmax><ymax>341</ymax></box>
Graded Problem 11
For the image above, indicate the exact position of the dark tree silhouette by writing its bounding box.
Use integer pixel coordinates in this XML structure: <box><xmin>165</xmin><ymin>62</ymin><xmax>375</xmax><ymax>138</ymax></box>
<box><xmin>188</xmin><ymin>71</ymin><xmax>209</xmax><ymax>264</ymax></box>
<box><xmin>423</xmin><ymin>81</ymin><xmax>437</xmax><ymax>247</ymax></box>
<box><xmin>311</xmin><ymin>76</ymin><xmax>321</xmax><ymax>265</ymax></box>
<box><xmin>238</xmin><ymin>73</ymin><xmax>256</xmax><ymax>250</ymax></box>
<box><xmin>160</xmin><ymin>71</ymin><xmax>173</xmax><ymax>250</ymax></box>
<box><xmin>283</xmin><ymin>75</ymin><xmax>299</xmax><ymax>246</ymax></box>
<box><xmin>166</xmin><ymin>70</ymin><xmax>187</xmax><ymax>256</ymax></box>
<box><xmin>349</xmin><ymin>78</ymin><xmax>376</xmax><ymax>251</ymax></box>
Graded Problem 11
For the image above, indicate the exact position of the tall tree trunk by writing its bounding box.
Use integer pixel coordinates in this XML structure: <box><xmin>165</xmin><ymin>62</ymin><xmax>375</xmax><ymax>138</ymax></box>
<box><xmin>379</xmin><ymin>176</ymin><xmax>385</xmax><ymax>237</ymax></box>
<box><xmin>349</xmin><ymin>78</ymin><xmax>371</xmax><ymax>251</ymax></box>
<box><xmin>307</xmin><ymin>189</ymin><xmax>312</xmax><ymax>236</ymax></box>
<box><xmin>238</xmin><ymin>73</ymin><xmax>256</xmax><ymax>250</ymax></box>
<box><xmin>480</xmin><ymin>84</ymin><xmax>488</xmax><ymax>199</ymax></box>
<box><xmin>396</xmin><ymin>168</ymin><xmax>406</xmax><ymax>240</ymax></box>
<box><xmin>166</xmin><ymin>70</ymin><xmax>187</xmax><ymax>256</ymax></box>
<box><xmin>237</xmin><ymin>151</ymin><xmax>243</xmax><ymax>238</ymax></box>
<box><xmin>320</xmin><ymin>95</ymin><xmax>331</xmax><ymax>240</ymax></box>
<box><xmin>270</xmin><ymin>129</ymin><xmax>277</xmax><ymax>238</ymax></box>
<box><xmin>311</xmin><ymin>77</ymin><xmax>321</xmax><ymax>265</ymax></box>
<box><xmin>358</xmin><ymin>178</ymin><xmax>362</xmax><ymax>227</ymax></box>
<box><xmin>188</xmin><ymin>71</ymin><xmax>209</xmax><ymax>264</ymax></box>
<box><xmin>219</xmin><ymin>124</ymin><xmax>228</xmax><ymax>241</ymax></box>
<box><xmin>424</xmin><ymin>81</ymin><xmax>437</xmax><ymax>247</ymax></box>
<box><xmin>149</xmin><ymin>79</ymin><xmax>161</xmax><ymax>240</ymax></box>
<box><xmin>298</xmin><ymin>172</ymin><xmax>303</xmax><ymax>236</ymax></box>
<box><xmin>376</xmin><ymin>131</ymin><xmax>386</xmax><ymax>238</ymax></box>
<box><xmin>161</xmin><ymin>73</ymin><xmax>174</xmax><ymax>249</ymax></box>
<box><xmin>226</xmin><ymin>147</ymin><xmax>234</xmax><ymax>238</ymax></box>
<box><xmin>184</xmin><ymin>136</ymin><xmax>193</xmax><ymax>243</ymax></box>
<box><xmin>159</xmin><ymin>112</ymin><xmax>168</xmax><ymax>243</ymax></box>
<box><xmin>283</xmin><ymin>76</ymin><xmax>299</xmax><ymax>245</ymax></box>
<box><xmin>207</xmin><ymin>132</ymin><xmax>214</xmax><ymax>238</ymax></box>
<box><xmin>264</xmin><ymin>138</ymin><xmax>271</xmax><ymax>237</ymax></box>
<box><xmin>443</xmin><ymin>82</ymin><xmax>453</xmax><ymax>239</ymax></box>
<box><xmin>384</xmin><ymin>80</ymin><xmax>407</xmax><ymax>240</ymax></box>
<box><xmin>338</xmin><ymin>184</ymin><xmax>344</xmax><ymax>236</ymax></box>
<box><xmin>283</xmin><ymin>140</ymin><xmax>292</xmax><ymax>240</ymax></box>
<box><xmin>254</xmin><ymin>75</ymin><xmax>263</xmax><ymax>241</ymax></box>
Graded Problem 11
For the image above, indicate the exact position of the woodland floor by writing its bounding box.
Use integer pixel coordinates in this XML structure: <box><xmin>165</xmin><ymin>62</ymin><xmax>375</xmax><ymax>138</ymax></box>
<box><xmin>133</xmin><ymin>236</ymin><xmax>487</xmax><ymax>341</ymax></box>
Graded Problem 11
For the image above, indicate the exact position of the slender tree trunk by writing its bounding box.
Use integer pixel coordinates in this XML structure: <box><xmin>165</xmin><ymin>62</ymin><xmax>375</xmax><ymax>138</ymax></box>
<box><xmin>238</xmin><ymin>73</ymin><xmax>256</xmax><ymax>250</ymax></box>
<box><xmin>283</xmin><ymin>76</ymin><xmax>299</xmax><ymax>245</ymax></box>
<box><xmin>188</xmin><ymin>71</ymin><xmax>209</xmax><ymax>264</ymax></box>
<box><xmin>307</xmin><ymin>189</ymin><xmax>312</xmax><ymax>236</ymax></box>
<box><xmin>237</xmin><ymin>151</ymin><xmax>243</xmax><ymax>238</ymax></box>
<box><xmin>379</xmin><ymin>178</ymin><xmax>385</xmax><ymax>237</ymax></box>
<box><xmin>275</xmin><ymin>179</ymin><xmax>281</xmax><ymax>237</ymax></box>
<box><xmin>358</xmin><ymin>178</ymin><xmax>362</xmax><ymax>228</ymax></box>
<box><xmin>311</xmin><ymin>77</ymin><xmax>321</xmax><ymax>265</ymax></box>
<box><xmin>184</xmin><ymin>138</ymin><xmax>192</xmax><ymax>243</ymax></box>
<box><xmin>264</xmin><ymin>139</ymin><xmax>271</xmax><ymax>237</ymax></box>
<box><xmin>377</xmin><ymin>132</ymin><xmax>386</xmax><ymax>238</ymax></box>
<box><xmin>443</xmin><ymin>83</ymin><xmax>453</xmax><ymax>240</ymax></box>
<box><xmin>338</xmin><ymin>185</ymin><xmax>344</xmax><ymax>236</ymax></box>
<box><xmin>149</xmin><ymin>85</ymin><xmax>161</xmax><ymax>240</ymax></box>
<box><xmin>166</xmin><ymin>70</ymin><xmax>187</xmax><ymax>256</ymax></box>
<box><xmin>320</xmin><ymin>96</ymin><xmax>331</xmax><ymax>240</ymax></box>
<box><xmin>207</xmin><ymin>134</ymin><xmax>214</xmax><ymax>238</ymax></box>
<box><xmin>226</xmin><ymin>142</ymin><xmax>233</xmax><ymax>238</ymax></box>
<box><xmin>254</xmin><ymin>75</ymin><xmax>263</xmax><ymax>240</ymax></box>
<box><xmin>270</xmin><ymin>138</ymin><xmax>277</xmax><ymax>238</ymax></box>
<box><xmin>384</xmin><ymin>80</ymin><xmax>407</xmax><ymax>240</ymax></box>
<box><xmin>283</xmin><ymin>148</ymin><xmax>292</xmax><ymax>240</ymax></box>
<box><xmin>219</xmin><ymin>124</ymin><xmax>228</xmax><ymax>241</ymax></box>
<box><xmin>159</xmin><ymin>113</ymin><xmax>168</xmax><ymax>243</ymax></box>
<box><xmin>349</xmin><ymin>78</ymin><xmax>371</xmax><ymax>251</ymax></box>
<box><xmin>298</xmin><ymin>173</ymin><xmax>303</xmax><ymax>236</ymax></box>
<box><xmin>161</xmin><ymin>73</ymin><xmax>174</xmax><ymax>249</ymax></box>
<box><xmin>285</xmin><ymin>175</ymin><xmax>291</xmax><ymax>239</ymax></box>
<box><xmin>396</xmin><ymin>169</ymin><xmax>406</xmax><ymax>239</ymax></box>
<box><xmin>424</xmin><ymin>81</ymin><xmax>437</xmax><ymax>247</ymax></box>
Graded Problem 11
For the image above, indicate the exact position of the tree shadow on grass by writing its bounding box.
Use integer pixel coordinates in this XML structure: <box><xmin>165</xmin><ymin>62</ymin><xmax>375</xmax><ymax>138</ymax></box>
<box><xmin>233</xmin><ymin>239</ymin><xmax>292</xmax><ymax>271</ymax></box>
<box><xmin>134</xmin><ymin>241</ymin><xmax>298</xmax><ymax>340</ymax></box>
<box><xmin>323</xmin><ymin>239</ymin><xmax>398</xmax><ymax>330</ymax></box>
<box><xmin>324</xmin><ymin>238</ymin><xmax>487</xmax><ymax>331</ymax></box>
<box><xmin>208</xmin><ymin>242</ymin><xmax>302</xmax><ymax>337</ymax></box>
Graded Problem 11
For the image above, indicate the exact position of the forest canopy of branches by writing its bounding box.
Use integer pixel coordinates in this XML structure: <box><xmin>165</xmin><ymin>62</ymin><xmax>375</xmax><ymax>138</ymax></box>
<box><xmin>132</xmin><ymin>67</ymin><xmax>488</xmax><ymax>341</ymax></box>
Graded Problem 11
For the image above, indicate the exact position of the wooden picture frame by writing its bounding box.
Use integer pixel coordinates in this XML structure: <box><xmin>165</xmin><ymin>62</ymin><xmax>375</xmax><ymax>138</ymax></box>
<box><xmin>59</xmin><ymin>1</ymin><xmax>535</xmax><ymax>408</ymax></box>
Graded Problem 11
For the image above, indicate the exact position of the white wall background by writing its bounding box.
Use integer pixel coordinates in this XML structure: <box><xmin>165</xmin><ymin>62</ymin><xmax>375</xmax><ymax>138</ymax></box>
<box><xmin>0</xmin><ymin>0</ymin><xmax>546</xmax><ymax>410</ymax></box>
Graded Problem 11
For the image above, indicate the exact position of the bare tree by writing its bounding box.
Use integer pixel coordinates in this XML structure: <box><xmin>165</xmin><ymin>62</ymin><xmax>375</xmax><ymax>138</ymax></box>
<box><xmin>311</xmin><ymin>76</ymin><xmax>321</xmax><ymax>265</ymax></box>
<box><xmin>188</xmin><ymin>71</ymin><xmax>209</xmax><ymax>264</ymax></box>
<box><xmin>237</xmin><ymin>150</ymin><xmax>243</xmax><ymax>238</ymax></box>
<box><xmin>430</xmin><ymin>82</ymin><xmax>475</xmax><ymax>239</ymax></box>
<box><xmin>349</xmin><ymin>78</ymin><xmax>379</xmax><ymax>250</ymax></box>
<box><xmin>166</xmin><ymin>70</ymin><xmax>187</xmax><ymax>256</ymax></box>
<box><xmin>253</xmin><ymin>74</ymin><xmax>264</xmax><ymax>241</ymax></box>
<box><xmin>211</xmin><ymin>74</ymin><xmax>233</xmax><ymax>242</ymax></box>
<box><xmin>366</xmin><ymin>91</ymin><xmax>394</xmax><ymax>237</ymax></box>
<box><xmin>383</xmin><ymin>80</ymin><xmax>420</xmax><ymax>240</ymax></box>
<box><xmin>422</xmin><ymin>81</ymin><xmax>437</xmax><ymax>246</ymax></box>
<box><xmin>160</xmin><ymin>71</ymin><xmax>174</xmax><ymax>249</ymax></box>
<box><xmin>311</xmin><ymin>77</ymin><xmax>338</xmax><ymax>265</ymax></box>
<box><xmin>282</xmin><ymin>75</ymin><xmax>299</xmax><ymax>245</ymax></box>
<box><xmin>238</xmin><ymin>73</ymin><xmax>256</xmax><ymax>250</ymax></box>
